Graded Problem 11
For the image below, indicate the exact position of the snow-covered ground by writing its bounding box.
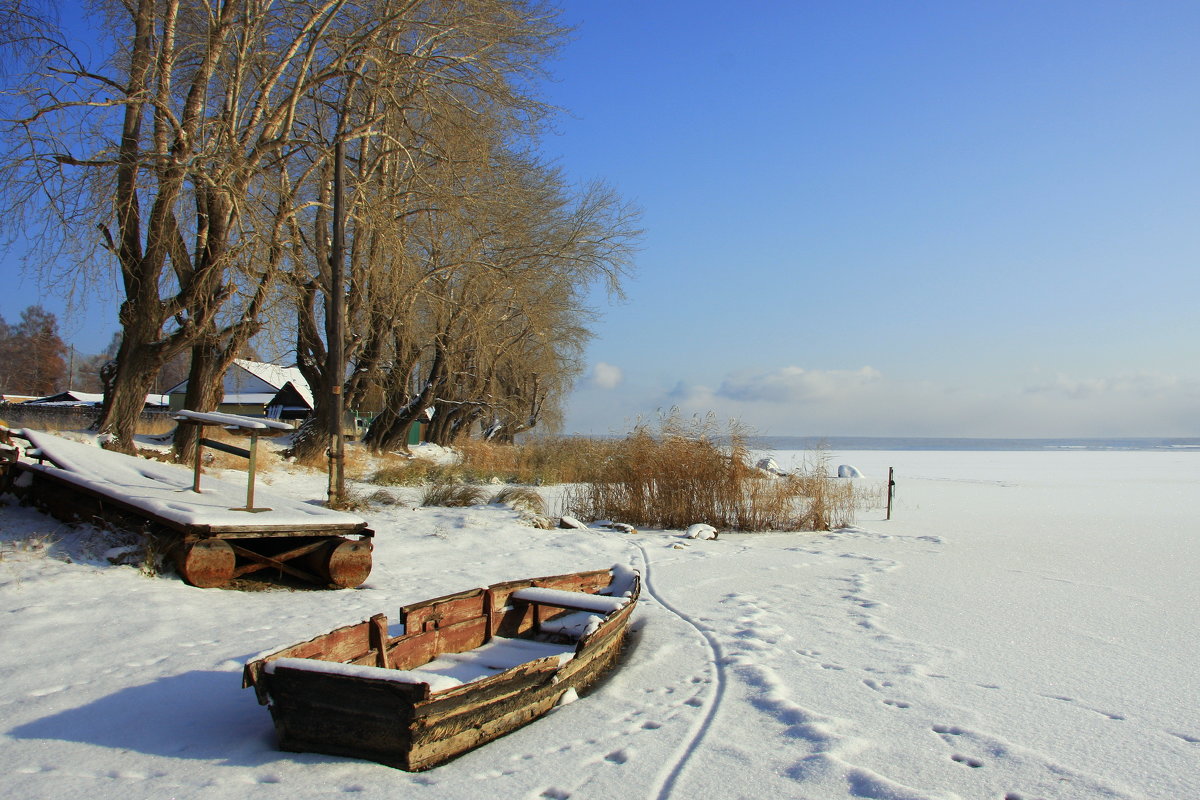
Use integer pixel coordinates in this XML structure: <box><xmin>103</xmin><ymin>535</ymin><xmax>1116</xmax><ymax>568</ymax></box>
<box><xmin>1</xmin><ymin>445</ymin><xmax>1197</xmax><ymax>800</ymax></box>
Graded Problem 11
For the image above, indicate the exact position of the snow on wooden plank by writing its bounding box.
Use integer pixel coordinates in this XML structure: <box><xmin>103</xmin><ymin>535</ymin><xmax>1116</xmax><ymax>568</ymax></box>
<box><xmin>173</xmin><ymin>409</ymin><xmax>295</xmax><ymax>431</ymax></box>
<box><xmin>510</xmin><ymin>586</ymin><xmax>630</xmax><ymax>613</ymax></box>
<box><xmin>18</xmin><ymin>431</ymin><xmax>363</xmax><ymax>529</ymax></box>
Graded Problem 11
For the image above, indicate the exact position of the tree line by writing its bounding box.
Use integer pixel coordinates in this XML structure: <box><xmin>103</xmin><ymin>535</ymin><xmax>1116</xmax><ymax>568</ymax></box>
<box><xmin>0</xmin><ymin>305</ymin><xmax>67</xmax><ymax>395</ymax></box>
<box><xmin>0</xmin><ymin>308</ymin><xmax>191</xmax><ymax>397</ymax></box>
<box><xmin>1</xmin><ymin>0</ymin><xmax>639</xmax><ymax>460</ymax></box>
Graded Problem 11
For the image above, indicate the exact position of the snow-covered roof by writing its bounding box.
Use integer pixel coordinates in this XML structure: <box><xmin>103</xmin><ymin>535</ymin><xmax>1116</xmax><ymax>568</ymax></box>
<box><xmin>166</xmin><ymin>360</ymin><xmax>312</xmax><ymax>406</ymax></box>
<box><xmin>234</xmin><ymin>359</ymin><xmax>307</xmax><ymax>393</ymax></box>
<box><xmin>25</xmin><ymin>391</ymin><xmax>105</xmax><ymax>406</ymax></box>
<box><xmin>268</xmin><ymin>380</ymin><xmax>315</xmax><ymax>411</ymax></box>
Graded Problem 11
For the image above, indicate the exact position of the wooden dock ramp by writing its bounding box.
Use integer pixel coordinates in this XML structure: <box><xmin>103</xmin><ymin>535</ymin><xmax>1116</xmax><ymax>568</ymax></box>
<box><xmin>7</xmin><ymin>429</ymin><xmax>373</xmax><ymax>589</ymax></box>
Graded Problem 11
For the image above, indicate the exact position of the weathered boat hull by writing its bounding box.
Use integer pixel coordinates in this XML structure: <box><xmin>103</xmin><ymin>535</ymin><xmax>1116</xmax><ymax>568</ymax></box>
<box><xmin>245</xmin><ymin>567</ymin><xmax>640</xmax><ymax>770</ymax></box>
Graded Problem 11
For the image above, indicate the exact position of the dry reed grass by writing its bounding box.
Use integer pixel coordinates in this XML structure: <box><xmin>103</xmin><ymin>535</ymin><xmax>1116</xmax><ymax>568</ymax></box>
<box><xmin>421</xmin><ymin>480</ymin><xmax>486</xmax><ymax>507</ymax></box>
<box><xmin>490</xmin><ymin>486</ymin><xmax>546</xmax><ymax>516</ymax></box>
<box><xmin>489</xmin><ymin>486</ymin><xmax>552</xmax><ymax>528</ymax></box>
<box><xmin>562</xmin><ymin>411</ymin><xmax>859</xmax><ymax>532</ymax></box>
<box><xmin>456</xmin><ymin>437</ymin><xmax>622</xmax><ymax>485</ymax></box>
<box><xmin>370</xmin><ymin>458</ymin><xmax>441</xmax><ymax>486</ymax></box>
<box><xmin>365</xmin><ymin>436</ymin><xmax>620</xmax><ymax>488</ymax></box>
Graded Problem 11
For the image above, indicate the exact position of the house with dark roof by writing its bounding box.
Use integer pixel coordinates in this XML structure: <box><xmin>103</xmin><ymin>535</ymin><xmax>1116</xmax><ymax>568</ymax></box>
<box><xmin>266</xmin><ymin>380</ymin><xmax>315</xmax><ymax>420</ymax></box>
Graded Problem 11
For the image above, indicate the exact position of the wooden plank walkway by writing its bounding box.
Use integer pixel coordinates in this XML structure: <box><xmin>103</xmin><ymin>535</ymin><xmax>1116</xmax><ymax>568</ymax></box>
<box><xmin>7</xmin><ymin>429</ymin><xmax>373</xmax><ymax>589</ymax></box>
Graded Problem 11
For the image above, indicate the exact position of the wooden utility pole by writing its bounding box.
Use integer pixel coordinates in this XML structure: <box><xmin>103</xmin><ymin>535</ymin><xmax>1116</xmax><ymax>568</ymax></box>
<box><xmin>327</xmin><ymin>136</ymin><xmax>346</xmax><ymax>507</ymax></box>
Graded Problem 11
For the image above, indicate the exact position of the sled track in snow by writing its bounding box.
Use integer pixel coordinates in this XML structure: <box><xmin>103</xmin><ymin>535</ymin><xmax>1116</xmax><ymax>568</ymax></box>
<box><xmin>633</xmin><ymin>541</ymin><xmax>728</xmax><ymax>800</ymax></box>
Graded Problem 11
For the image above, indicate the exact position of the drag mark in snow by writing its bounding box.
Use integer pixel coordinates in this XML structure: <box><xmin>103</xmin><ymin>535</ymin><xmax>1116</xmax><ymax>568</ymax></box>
<box><xmin>632</xmin><ymin>541</ymin><xmax>726</xmax><ymax>800</ymax></box>
<box><xmin>1039</xmin><ymin>693</ymin><xmax>1127</xmax><ymax>722</ymax></box>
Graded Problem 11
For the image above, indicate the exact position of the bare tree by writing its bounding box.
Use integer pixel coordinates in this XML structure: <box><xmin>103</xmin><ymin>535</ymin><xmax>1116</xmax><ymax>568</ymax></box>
<box><xmin>3</xmin><ymin>0</ymin><xmax>638</xmax><ymax>457</ymax></box>
<box><xmin>2</xmin><ymin>0</ymin><xmax>428</xmax><ymax>451</ymax></box>
<box><xmin>285</xmin><ymin>0</ymin><xmax>579</xmax><ymax>461</ymax></box>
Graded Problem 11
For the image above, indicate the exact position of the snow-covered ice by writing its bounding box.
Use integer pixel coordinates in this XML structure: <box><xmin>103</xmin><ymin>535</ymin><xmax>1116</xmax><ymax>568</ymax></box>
<box><xmin>1</xmin><ymin>446</ymin><xmax>1197</xmax><ymax>799</ymax></box>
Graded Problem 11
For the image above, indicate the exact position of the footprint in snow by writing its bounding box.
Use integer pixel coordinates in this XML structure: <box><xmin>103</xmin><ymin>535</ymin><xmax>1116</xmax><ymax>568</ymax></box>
<box><xmin>604</xmin><ymin>749</ymin><xmax>630</xmax><ymax>765</ymax></box>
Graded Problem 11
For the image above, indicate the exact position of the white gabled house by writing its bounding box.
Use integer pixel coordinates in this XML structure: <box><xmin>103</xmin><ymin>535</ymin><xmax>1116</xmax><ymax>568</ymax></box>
<box><xmin>166</xmin><ymin>359</ymin><xmax>312</xmax><ymax>418</ymax></box>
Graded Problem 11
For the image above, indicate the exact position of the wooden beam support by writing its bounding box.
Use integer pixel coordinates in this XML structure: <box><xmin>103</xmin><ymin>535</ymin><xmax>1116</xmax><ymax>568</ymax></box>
<box><xmin>229</xmin><ymin>541</ymin><xmax>325</xmax><ymax>583</ymax></box>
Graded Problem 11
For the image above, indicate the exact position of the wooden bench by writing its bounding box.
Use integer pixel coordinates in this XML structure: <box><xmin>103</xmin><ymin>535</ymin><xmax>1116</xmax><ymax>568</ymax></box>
<box><xmin>509</xmin><ymin>587</ymin><xmax>630</xmax><ymax>638</ymax></box>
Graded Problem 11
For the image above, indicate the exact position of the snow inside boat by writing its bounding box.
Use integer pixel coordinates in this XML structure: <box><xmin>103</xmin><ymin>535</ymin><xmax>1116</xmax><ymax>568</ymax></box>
<box><xmin>243</xmin><ymin>566</ymin><xmax>640</xmax><ymax>770</ymax></box>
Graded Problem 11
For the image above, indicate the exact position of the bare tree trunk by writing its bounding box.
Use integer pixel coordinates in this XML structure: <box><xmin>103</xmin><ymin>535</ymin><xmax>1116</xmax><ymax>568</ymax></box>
<box><xmin>171</xmin><ymin>338</ymin><xmax>225</xmax><ymax>463</ymax></box>
<box><xmin>95</xmin><ymin>323</ymin><xmax>172</xmax><ymax>452</ymax></box>
<box><xmin>362</xmin><ymin>344</ymin><xmax>445</xmax><ymax>452</ymax></box>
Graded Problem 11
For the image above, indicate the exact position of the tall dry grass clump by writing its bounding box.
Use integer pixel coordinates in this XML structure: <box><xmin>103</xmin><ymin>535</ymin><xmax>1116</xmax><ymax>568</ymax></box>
<box><xmin>365</xmin><ymin>436</ymin><xmax>622</xmax><ymax>488</ymax></box>
<box><xmin>785</xmin><ymin>448</ymin><xmax>858</xmax><ymax>531</ymax></box>
<box><xmin>455</xmin><ymin>437</ymin><xmax>622</xmax><ymax>485</ymax></box>
<box><xmin>421</xmin><ymin>480</ymin><xmax>486</xmax><ymax>507</ymax></box>
<box><xmin>563</xmin><ymin>412</ymin><xmax>857</xmax><ymax>532</ymax></box>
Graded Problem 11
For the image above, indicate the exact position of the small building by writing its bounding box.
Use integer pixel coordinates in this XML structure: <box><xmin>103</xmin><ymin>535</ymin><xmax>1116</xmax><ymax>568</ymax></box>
<box><xmin>166</xmin><ymin>359</ymin><xmax>312</xmax><ymax>417</ymax></box>
<box><xmin>266</xmin><ymin>380</ymin><xmax>315</xmax><ymax>421</ymax></box>
<box><xmin>24</xmin><ymin>391</ymin><xmax>105</xmax><ymax>407</ymax></box>
<box><xmin>22</xmin><ymin>391</ymin><xmax>168</xmax><ymax>408</ymax></box>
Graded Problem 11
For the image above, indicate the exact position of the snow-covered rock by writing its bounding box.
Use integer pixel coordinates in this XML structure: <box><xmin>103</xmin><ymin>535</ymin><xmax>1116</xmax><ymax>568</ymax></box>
<box><xmin>756</xmin><ymin>457</ymin><xmax>789</xmax><ymax>477</ymax></box>
<box><xmin>685</xmin><ymin>523</ymin><xmax>718</xmax><ymax>540</ymax></box>
<box><xmin>837</xmin><ymin>464</ymin><xmax>864</xmax><ymax>478</ymax></box>
<box><xmin>597</xmin><ymin>521</ymin><xmax>637</xmax><ymax>534</ymax></box>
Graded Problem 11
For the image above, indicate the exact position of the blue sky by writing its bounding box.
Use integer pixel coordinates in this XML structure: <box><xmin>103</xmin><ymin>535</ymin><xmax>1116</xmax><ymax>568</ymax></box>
<box><xmin>3</xmin><ymin>1</ymin><xmax>1198</xmax><ymax>437</ymax></box>
<box><xmin>544</xmin><ymin>1</ymin><xmax>1200</xmax><ymax>437</ymax></box>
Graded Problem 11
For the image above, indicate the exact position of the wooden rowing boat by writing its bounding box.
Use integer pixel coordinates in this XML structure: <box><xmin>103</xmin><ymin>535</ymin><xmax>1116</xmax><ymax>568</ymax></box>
<box><xmin>243</xmin><ymin>565</ymin><xmax>640</xmax><ymax>770</ymax></box>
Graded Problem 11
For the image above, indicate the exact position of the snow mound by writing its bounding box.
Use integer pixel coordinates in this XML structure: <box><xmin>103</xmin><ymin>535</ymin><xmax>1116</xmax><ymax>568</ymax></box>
<box><xmin>837</xmin><ymin>464</ymin><xmax>864</xmax><ymax>478</ymax></box>
<box><xmin>685</xmin><ymin>523</ymin><xmax>718</xmax><ymax>540</ymax></box>
<box><xmin>756</xmin><ymin>457</ymin><xmax>788</xmax><ymax>476</ymax></box>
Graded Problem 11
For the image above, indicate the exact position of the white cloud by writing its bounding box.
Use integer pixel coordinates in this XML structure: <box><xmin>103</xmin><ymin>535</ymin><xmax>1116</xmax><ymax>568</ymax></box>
<box><xmin>590</xmin><ymin>362</ymin><xmax>624</xmax><ymax>390</ymax></box>
<box><xmin>1024</xmin><ymin>372</ymin><xmax>1185</xmax><ymax>400</ymax></box>
<box><xmin>716</xmin><ymin>366</ymin><xmax>882</xmax><ymax>404</ymax></box>
<box><xmin>634</xmin><ymin>366</ymin><xmax>1200</xmax><ymax>438</ymax></box>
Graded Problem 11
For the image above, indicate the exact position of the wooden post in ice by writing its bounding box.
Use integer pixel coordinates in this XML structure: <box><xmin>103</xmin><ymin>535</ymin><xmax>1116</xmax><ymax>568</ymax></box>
<box><xmin>886</xmin><ymin>467</ymin><xmax>895</xmax><ymax>520</ymax></box>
